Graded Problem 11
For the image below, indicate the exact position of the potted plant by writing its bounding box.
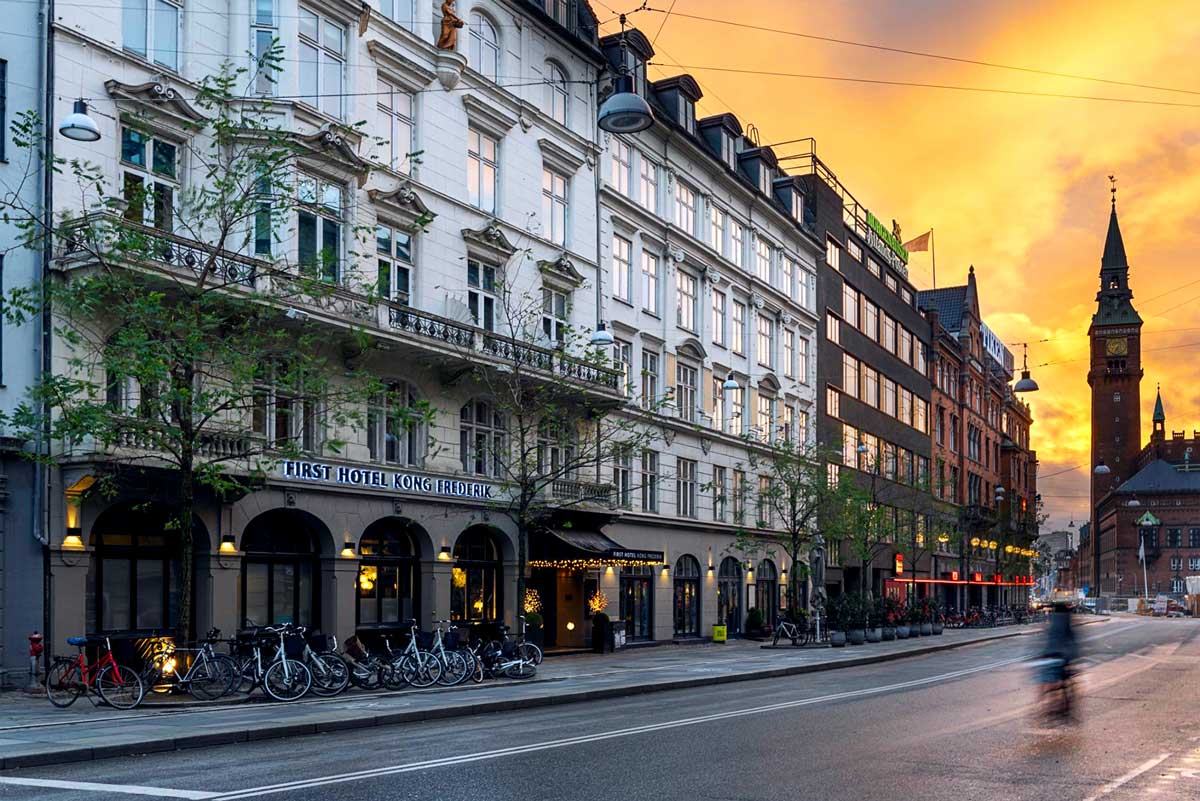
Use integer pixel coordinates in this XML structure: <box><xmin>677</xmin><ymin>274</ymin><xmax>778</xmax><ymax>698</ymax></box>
<box><xmin>524</xmin><ymin>611</ymin><xmax>544</xmax><ymax>648</ymax></box>
<box><xmin>845</xmin><ymin>594</ymin><xmax>867</xmax><ymax>645</ymax></box>
<box><xmin>895</xmin><ymin>603</ymin><xmax>911</xmax><ymax>639</ymax></box>
<box><xmin>919</xmin><ymin>599</ymin><xmax>934</xmax><ymax>636</ymax></box>
<box><xmin>591</xmin><ymin>612</ymin><xmax>611</xmax><ymax>653</ymax></box>
<box><xmin>866</xmin><ymin>596</ymin><xmax>883</xmax><ymax>643</ymax></box>
<box><xmin>881</xmin><ymin>596</ymin><xmax>898</xmax><ymax>641</ymax></box>
<box><xmin>827</xmin><ymin>595</ymin><xmax>847</xmax><ymax>647</ymax></box>
<box><xmin>745</xmin><ymin>607</ymin><xmax>766</xmax><ymax>639</ymax></box>
<box><xmin>906</xmin><ymin>602</ymin><xmax>923</xmax><ymax>636</ymax></box>
<box><xmin>930</xmin><ymin>599</ymin><xmax>945</xmax><ymax>635</ymax></box>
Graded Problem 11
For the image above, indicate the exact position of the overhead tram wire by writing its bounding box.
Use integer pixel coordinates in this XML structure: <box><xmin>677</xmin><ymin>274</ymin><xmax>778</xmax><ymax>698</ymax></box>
<box><xmin>639</xmin><ymin>7</ymin><xmax>1200</xmax><ymax>98</ymax></box>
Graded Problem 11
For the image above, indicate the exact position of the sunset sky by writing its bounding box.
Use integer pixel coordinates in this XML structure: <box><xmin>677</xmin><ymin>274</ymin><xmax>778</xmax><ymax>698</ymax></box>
<box><xmin>602</xmin><ymin>0</ymin><xmax>1200</xmax><ymax>535</ymax></box>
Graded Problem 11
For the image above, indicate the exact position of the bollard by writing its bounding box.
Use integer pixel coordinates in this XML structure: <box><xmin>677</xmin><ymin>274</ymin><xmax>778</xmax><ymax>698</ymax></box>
<box><xmin>26</xmin><ymin>631</ymin><xmax>44</xmax><ymax>694</ymax></box>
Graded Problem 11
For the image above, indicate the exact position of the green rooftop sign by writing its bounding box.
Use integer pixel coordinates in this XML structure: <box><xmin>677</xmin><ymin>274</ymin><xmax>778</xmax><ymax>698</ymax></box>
<box><xmin>866</xmin><ymin>211</ymin><xmax>909</xmax><ymax>263</ymax></box>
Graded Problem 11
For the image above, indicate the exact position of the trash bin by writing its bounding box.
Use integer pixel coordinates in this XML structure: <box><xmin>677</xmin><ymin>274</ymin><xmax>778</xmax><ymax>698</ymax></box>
<box><xmin>712</xmin><ymin>624</ymin><xmax>727</xmax><ymax>643</ymax></box>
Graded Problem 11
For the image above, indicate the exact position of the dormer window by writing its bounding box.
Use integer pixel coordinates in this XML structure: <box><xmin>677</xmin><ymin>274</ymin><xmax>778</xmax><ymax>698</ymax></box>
<box><xmin>759</xmin><ymin>166</ymin><xmax>774</xmax><ymax>195</ymax></box>
<box><xmin>679</xmin><ymin>99</ymin><xmax>695</xmax><ymax>134</ymax></box>
<box><xmin>722</xmin><ymin>135</ymin><xmax>737</xmax><ymax>170</ymax></box>
<box><xmin>791</xmin><ymin>191</ymin><xmax>803</xmax><ymax>221</ymax></box>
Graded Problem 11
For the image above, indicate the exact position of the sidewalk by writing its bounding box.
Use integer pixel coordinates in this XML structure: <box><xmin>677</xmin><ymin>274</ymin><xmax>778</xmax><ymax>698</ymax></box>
<box><xmin>0</xmin><ymin>621</ymin><xmax>1074</xmax><ymax>769</ymax></box>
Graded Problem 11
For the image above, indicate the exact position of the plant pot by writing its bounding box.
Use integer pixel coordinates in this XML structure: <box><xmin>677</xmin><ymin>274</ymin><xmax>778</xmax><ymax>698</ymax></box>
<box><xmin>866</xmin><ymin>627</ymin><xmax>882</xmax><ymax>643</ymax></box>
<box><xmin>881</xmin><ymin>626</ymin><xmax>896</xmax><ymax>641</ymax></box>
<box><xmin>931</xmin><ymin>622</ymin><xmax>944</xmax><ymax>635</ymax></box>
<box><xmin>896</xmin><ymin>624</ymin><xmax>910</xmax><ymax>639</ymax></box>
<box><xmin>848</xmin><ymin>628</ymin><xmax>866</xmax><ymax>645</ymax></box>
<box><xmin>920</xmin><ymin>623</ymin><xmax>933</xmax><ymax>636</ymax></box>
<box><xmin>830</xmin><ymin>630</ymin><xmax>847</xmax><ymax>647</ymax></box>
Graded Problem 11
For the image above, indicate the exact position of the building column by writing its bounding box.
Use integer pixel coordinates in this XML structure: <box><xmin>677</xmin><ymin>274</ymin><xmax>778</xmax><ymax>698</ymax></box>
<box><xmin>423</xmin><ymin>558</ymin><xmax>451</xmax><ymax>627</ymax></box>
<box><xmin>324</xmin><ymin>555</ymin><xmax>359</xmax><ymax>642</ymax></box>
<box><xmin>48</xmin><ymin>549</ymin><xmax>89</xmax><ymax>659</ymax></box>
<box><xmin>210</xmin><ymin>552</ymin><xmax>242</xmax><ymax>635</ymax></box>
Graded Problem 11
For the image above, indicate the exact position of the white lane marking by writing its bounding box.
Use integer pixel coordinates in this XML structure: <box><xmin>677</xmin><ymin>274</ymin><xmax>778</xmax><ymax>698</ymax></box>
<box><xmin>0</xmin><ymin>777</ymin><xmax>219</xmax><ymax>799</ymax></box>
<box><xmin>1081</xmin><ymin>753</ymin><xmax>1172</xmax><ymax>801</ymax></box>
<box><xmin>210</xmin><ymin>656</ymin><xmax>1025</xmax><ymax>800</ymax></box>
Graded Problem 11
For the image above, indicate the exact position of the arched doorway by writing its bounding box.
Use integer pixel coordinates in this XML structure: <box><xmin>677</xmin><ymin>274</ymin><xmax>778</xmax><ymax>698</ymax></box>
<box><xmin>241</xmin><ymin>509</ymin><xmax>326</xmax><ymax>628</ymax></box>
<box><xmin>717</xmin><ymin>557</ymin><xmax>743</xmax><ymax>634</ymax></box>
<box><xmin>452</xmin><ymin>526</ymin><xmax>503</xmax><ymax>623</ymax></box>
<box><xmin>87</xmin><ymin>501</ymin><xmax>207</xmax><ymax>635</ymax></box>
<box><xmin>356</xmin><ymin>517</ymin><xmax>424</xmax><ymax>626</ymax></box>
<box><xmin>673</xmin><ymin>555</ymin><xmax>701</xmax><ymax>638</ymax></box>
<box><xmin>755</xmin><ymin>559</ymin><xmax>779</xmax><ymax>628</ymax></box>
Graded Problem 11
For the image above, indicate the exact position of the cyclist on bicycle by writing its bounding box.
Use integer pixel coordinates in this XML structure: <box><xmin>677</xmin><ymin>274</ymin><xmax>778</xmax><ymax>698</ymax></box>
<box><xmin>1036</xmin><ymin>602</ymin><xmax>1078</xmax><ymax>707</ymax></box>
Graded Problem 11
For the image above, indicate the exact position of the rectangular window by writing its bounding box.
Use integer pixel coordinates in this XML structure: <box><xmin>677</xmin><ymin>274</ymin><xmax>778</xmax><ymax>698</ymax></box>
<box><xmin>252</xmin><ymin>0</ymin><xmax>278</xmax><ymax>94</ymax></box>
<box><xmin>612</xmin><ymin>234</ymin><xmax>632</xmax><ymax>302</ymax></box>
<box><xmin>713</xmin><ymin>465</ymin><xmax>727</xmax><ymax>522</ymax></box>
<box><xmin>863</xmin><ymin>365</ymin><xmax>879</xmax><ymax>408</ymax></box>
<box><xmin>123</xmin><ymin>0</ymin><xmax>180</xmax><ymax>70</ymax></box>
<box><xmin>757</xmin><ymin>315</ymin><xmax>774</xmax><ymax>368</ymax></box>
<box><xmin>613</xmin><ymin>447</ymin><xmax>633</xmax><ymax>509</ymax></box>
<box><xmin>782</xmin><ymin>404</ymin><xmax>795</xmax><ymax>442</ymax></box>
<box><xmin>639</xmin><ymin>156</ymin><xmax>658</xmax><ymax>213</ymax></box>
<box><xmin>468</xmin><ymin>128</ymin><xmax>498</xmax><ymax>213</ymax></box>
<box><xmin>899</xmin><ymin>327</ymin><xmax>913</xmax><ymax>366</ymax></box>
<box><xmin>781</xmin><ymin>257</ymin><xmax>795</xmax><ymax>300</ymax></box>
<box><xmin>783</xmin><ymin>328</ymin><xmax>794</xmax><ymax>378</ymax></box>
<box><xmin>641</xmin><ymin>251</ymin><xmax>660</xmax><ymax>315</ymax></box>
<box><xmin>842</xmin><ymin>354</ymin><xmax>858</xmax><ymax>399</ymax></box>
<box><xmin>826</xmin><ymin>238</ymin><xmax>840</xmax><ymax>271</ymax></box>
<box><xmin>881</xmin><ymin>376</ymin><xmax>896</xmax><ymax>417</ymax></box>
<box><xmin>676</xmin><ymin>271</ymin><xmax>697</xmax><ymax>331</ymax></box>
<box><xmin>882</xmin><ymin>314</ymin><xmax>896</xmax><ymax>353</ymax></box>
<box><xmin>541</xmin><ymin>167</ymin><xmax>568</xmax><ymax>246</ymax></box>
<box><xmin>797</xmin><ymin>335</ymin><xmax>809</xmax><ymax>384</ymax></box>
<box><xmin>675</xmin><ymin>182</ymin><xmax>697</xmax><ymax>235</ymax></box>
<box><xmin>730</xmin><ymin>386</ymin><xmax>745</xmax><ymax>434</ymax></box>
<box><xmin>847</xmin><ymin>239</ymin><xmax>863</xmax><ymax>261</ymax></box>
<box><xmin>640</xmin><ymin>450</ymin><xmax>659</xmax><ymax>512</ymax></box>
<box><xmin>827</xmin><ymin>386</ymin><xmax>840</xmax><ymax>419</ymax></box>
<box><xmin>862</xmin><ymin>299</ymin><xmax>878</xmax><ymax>341</ymax></box>
<box><xmin>297</xmin><ymin>174</ymin><xmax>342</xmax><ymax>282</ymax></box>
<box><xmin>120</xmin><ymin>126</ymin><xmax>177</xmax><ymax>231</ymax></box>
<box><xmin>467</xmin><ymin>259</ymin><xmax>497</xmax><ymax>331</ymax></box>
<box><xmin>613</xmin><ymin>340</ymin><xmax>632</xmax><ymax>397</ymax></box>
<box><xmin>826</xmin><ymin>313</ymin><xmax>840</xmax><ymax>345</ymax></box>
<box><xmin>709</xmin><ymin>206</ymin><xmax>726</xmax><ymax>254</ymax></box>
<box><xmin>677</xmin><ymin>458</ymin><xmax>697</xmax><ymax>518</ymax></box>
<box><xmin>675</xmin><ymin>362</ymin><xmax>698</xmax><ymax>423</ymax></box>
<box><xmin>867</xmin><ymin>258</ymin><xmax>881</xmax><ymax>278</ymax></box>
<box><xmin>1190</xmin><ymin>556</ymin><xmax>1200</xmax><ymax>571</ymax></box>
<box><xmin>377</xmin><ymin>81</ymin><xmax>414</xmax><ymax>173</ymax></box>
<box><xmin>298</xmin><ymin>6</ymin><xmax>346</xmax><ymax>118</ymax></box>
<box><xmin>541</xmin><ymin>287</ymin><xmax>569</xmax><ymax>344</ymax></box>
<box><xmin>732</xmin><ymin>470</ymin><xmax>745</xmax><ymax>523</ymax></box>
<box><xmin>711</xmin><ymin>375</ymin><xmax>725</xmax><ymax>432</ymax></box>
<box><xmin>376</xmin><ymin>224</ymin><xmax>413</xmax><ymax>305</ymax></box>
<box><xmin>712</xmin><ymin>290</ymin><xmax>726</xmax><ymax>346</ymax></box>
<box><xmin>798</xmin><ymin>271</ymin><xmax>811</xmax><ymax>310</ymax></box>
<box><xmin>1191</xmin><ymin>529</ymin><xmax>1200</xmax><ymax>548</ymax></box>
<box><xmin>755</xmin><ymin>237</ymin><xmax>771</xmax><ymax>282</ymax></box>
<box><xmin>842</xmin><ymin>283</ymin><xmax>859</xmax><ymax>328</ymax></box>
<box><xmin>641</xmin><ymin>350</ymin><xmax>659</xmax><ymax>410</ymax></box>
<box><xmin>757</xmin><ymin>475</ymin><xmax>773</xmax><ymax>526</ymax></box>
<box><xmin>756</xmin><ymin>394</ymin><xmax>774</xmax><ymax>438</ymax></box>
<box><xmin>611</xmin><ymin>139</ymin><xmax>632</xmax><ymax>196</ymax></box>
<box><xmin>731</xmin><ymin>223</ymin><xmax>745</xmax><ymax>269</ymax></box>
<box><xmin>368</xmin><ymin>382</ymin><xmax>419</xmax><ymax>466</ymax></box>
<box><xmin>732</xmin><ymin>301</ymin><xmax>746</xmax><ymax>354</ymax></box>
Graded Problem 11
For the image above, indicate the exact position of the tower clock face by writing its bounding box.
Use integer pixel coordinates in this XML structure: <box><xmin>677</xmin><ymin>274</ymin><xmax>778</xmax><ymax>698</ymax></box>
<box><xmin>1106</xmin><ymin>337</ymin><xmax>1129</xmax><ymax>356</ymax></box>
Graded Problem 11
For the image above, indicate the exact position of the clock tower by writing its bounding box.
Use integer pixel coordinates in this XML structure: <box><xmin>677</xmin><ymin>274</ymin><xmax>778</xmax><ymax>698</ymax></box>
<box><xmin>1088</xmin><ymin>187</ymin><xmax>1143</xmax><ymax>507</ymax></box>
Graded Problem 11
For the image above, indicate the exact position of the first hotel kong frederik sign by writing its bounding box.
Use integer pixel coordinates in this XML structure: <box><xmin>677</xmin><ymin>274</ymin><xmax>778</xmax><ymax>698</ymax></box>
<box><xmin>279</xmin><ymin>460</ymin><xmax>497</xmax><ymax>500</ymax></box>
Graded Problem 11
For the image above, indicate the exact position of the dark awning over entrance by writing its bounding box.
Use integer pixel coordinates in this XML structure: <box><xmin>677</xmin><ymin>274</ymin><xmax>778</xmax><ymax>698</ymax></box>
<box><xmin>530</xmin><ymin>526</ymin><xmax>664</xmax><ymax>568</ymax></box>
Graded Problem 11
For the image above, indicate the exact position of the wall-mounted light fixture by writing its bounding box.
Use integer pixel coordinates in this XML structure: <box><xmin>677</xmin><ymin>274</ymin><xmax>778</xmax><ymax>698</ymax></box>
<box><xmin>438</xmin><ymin>546</ymin><xmax>452</xmax><ymax>561</ymax></box>
<box><xmin>340</xmin><ymin>537</ymin><xmax>356</xmax><ymax>558</ymax></box>
<box><xmin>220</xmin><ymin>533</ymin><xmax>237</xmax><ymax>554</ymax></box>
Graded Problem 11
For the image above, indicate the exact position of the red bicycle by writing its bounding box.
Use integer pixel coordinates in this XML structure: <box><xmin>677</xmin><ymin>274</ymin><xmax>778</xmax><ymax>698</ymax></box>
<box><xmin>45</xmin><ymin>636</ymin><xmax>145</xmax><ymax>709</ymax></box>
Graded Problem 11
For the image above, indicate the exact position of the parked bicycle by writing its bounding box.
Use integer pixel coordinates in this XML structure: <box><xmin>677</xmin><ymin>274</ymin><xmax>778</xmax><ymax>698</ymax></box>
<box><xmin>474</xmin><ymin>619</ymin><xmax>538</xmax><ymax>680</ymax></box>
<box><xmin>140</xmin><ymin>629</ymin><xmax>239</xmax><ymax>701</ymax></box>
<box><xmin>286</xmin><ymin>626</ymin><xmax>350</xmax><ymax>697</ymax></box>
<box><xmin>46</xmin><ymin>636</ymin><xmax>144</xmax><ymax>710</ymax></box>
<box><xmin>772</xmin><ymin>616</ymin><xmax>809</xmax><ymax>646</ymax></box>
<box><xmin>390</xmin><ymin>619</ymin><xmax>443</xmax><ymax>688</ymax></box>
<box><xmin>230</xmin><ymin>625</ymin><xmax>313</xmax><ymax>702</ymax></box>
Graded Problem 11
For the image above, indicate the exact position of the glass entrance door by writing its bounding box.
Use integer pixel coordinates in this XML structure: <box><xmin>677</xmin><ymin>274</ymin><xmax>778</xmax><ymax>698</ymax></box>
<box><xmin>620</xmin><ymin>567</ymin><xmax>653</xmax><ymax>641</ymax></box>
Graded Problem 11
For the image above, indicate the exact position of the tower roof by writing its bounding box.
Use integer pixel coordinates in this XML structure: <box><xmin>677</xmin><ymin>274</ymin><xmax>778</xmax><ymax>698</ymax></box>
<box><xmin>1091</xmin><ymin>189</ymin><xmax>1141</xmax><ymax>329</ymax></box>
<box><xmin>1101</xmin><ymin>205</ymin><xmax>1128</xmax><ymax>270</ymax></box>
<box><xmin>1153</xmin><ymin>385</ymin><xmax>1165</xmax><ymax>423</ymax></box>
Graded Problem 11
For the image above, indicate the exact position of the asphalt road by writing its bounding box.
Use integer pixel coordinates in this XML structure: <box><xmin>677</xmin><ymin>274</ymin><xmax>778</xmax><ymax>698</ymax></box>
<box><xmin>2</xmin><ymin>616</ymin><xmax>1198</xmax><ymax>801</ymax></box>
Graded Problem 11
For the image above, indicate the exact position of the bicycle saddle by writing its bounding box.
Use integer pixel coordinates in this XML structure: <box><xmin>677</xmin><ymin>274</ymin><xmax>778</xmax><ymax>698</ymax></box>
<box><xmin>67</xmin><ymin>636</ymin><xmax>88</xmax><ymax>646</ymax></box>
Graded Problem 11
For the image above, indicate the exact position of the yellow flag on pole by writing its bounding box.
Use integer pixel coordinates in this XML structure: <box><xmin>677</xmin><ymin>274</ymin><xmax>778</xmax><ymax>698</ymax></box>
<box><xmin>903</xmin><ymin>230</ymin><xmax>932</xmax><ymax>252</ymax></box>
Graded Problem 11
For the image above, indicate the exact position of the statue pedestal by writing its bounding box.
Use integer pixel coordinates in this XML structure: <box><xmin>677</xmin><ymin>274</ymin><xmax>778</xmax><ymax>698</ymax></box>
<box><xmin>435</xmin><ymin>51</ymin><xmax>468</xmax><ymax>91</ymax></box>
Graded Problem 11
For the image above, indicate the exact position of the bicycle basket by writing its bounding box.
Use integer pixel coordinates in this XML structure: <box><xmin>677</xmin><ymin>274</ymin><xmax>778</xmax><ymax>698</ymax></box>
<box><xmin>443</xmin><ymin>630</ymin><xmax>463</xmax><ymax>650</ymax></box>
<box><xmin>305</xmin><ymin>631</ymin><xmax>335</xmax><ymax>652</ymax></box>
<box><xmin>500</xmin><ymin>640</ymin><xmax>518</xmax><ymax>658</ymax></box>
<box><xmin>416</xmin><ymin>631</ymin><xmax>434</xmax><ymax>650</ymax></box>
<box><xmin>283</xmin><ymin>632</ymin><xmax>307</xmax><ymax>658</ymax></box>
<box><xmin>343</xmin><ymin>636</ymin><xmax>368</xmax><ymax>662</ymax></box>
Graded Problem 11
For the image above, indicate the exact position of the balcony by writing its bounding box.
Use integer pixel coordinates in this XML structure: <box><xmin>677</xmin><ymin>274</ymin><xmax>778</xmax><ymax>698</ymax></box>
<box><xmin>112</xmin><ymin>417</ymin><xmax>256</xmax><ymax>459</ymax></box>
<box><xmin>550</xmin><ymin>478</ymin><xmax>614</xmax><ymax>506</ymax></box>
<box><xmin>56</xmin><ymin>214</ymin><xmax>622</xmax><ymax>396</ymax></box>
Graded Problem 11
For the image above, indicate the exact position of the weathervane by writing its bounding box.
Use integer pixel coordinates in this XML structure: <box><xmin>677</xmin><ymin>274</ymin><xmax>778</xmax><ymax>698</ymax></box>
<box><xmin>1108</xmin><ymin>174</ymin><xmax>1117</xmax><ymax>207</ymax></box>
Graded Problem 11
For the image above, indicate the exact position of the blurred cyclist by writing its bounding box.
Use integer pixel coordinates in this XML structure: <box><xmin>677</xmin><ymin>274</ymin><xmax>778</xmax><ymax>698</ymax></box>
<box><xmin>1036</xmin><ymin>601</ymin><xmax>1078</xmax><ymax>720</ymax></box>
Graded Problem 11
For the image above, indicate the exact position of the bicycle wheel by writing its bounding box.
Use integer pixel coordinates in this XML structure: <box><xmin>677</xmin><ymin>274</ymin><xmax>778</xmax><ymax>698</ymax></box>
<box><xmin>307</xmin><ymin>652</ymin><xmax>350</xmax><ymax>697</ymax></box>
<box><xmin>435</xmin><ymin>650</ymin><xmax>471</xmax><ymax>686</ymax></box>
<box><xmin>400</xmin><ymin>652</ymin><xmax>441</xmax><ymax>688</ymax></box>
<box><xmin>97</xmin><ymin>664</ymin><xmax>145</xmax><ymax>710</ymax></box>
<box><xmin>504</xmin><ymin>659</ymin><xmax>537</xmax><ymax>680</ymax></box>
<box><xmin>518</xmin><ymin>642</ymin><xmax>543</xmax><ymax>666</ymax></box>
<box><xmin>140</xmin><ymin>654</ymin><xmax>176</xmax><ymax>695</ymax></box>
<box><xmin>263</xmin><ymin>659</ymin><xmax>312</xmax><ymax>702</ymax></box>
<box><xmin>772</xmin><ymin>627</ymin><xmax>782</xmax><ymax>646</ymax></box>
<box><xmin>188</xmin><ymin>654</ymin><xmax>238</xmax><ymax>701</ymax></box>
<box><xmin>45</xmin><ymin>659</ymin><xmax>85</xmax><ymax>708</ymax></box>
<box><xmin>349</xmin><ymin>658</ymin><xmax>384</xmax><ymax>690</ymax></box>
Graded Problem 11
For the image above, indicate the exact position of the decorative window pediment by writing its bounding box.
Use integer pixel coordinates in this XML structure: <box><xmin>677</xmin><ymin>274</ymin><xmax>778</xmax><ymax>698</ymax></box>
<box><xmin>368</xmin><ymin>182</ymin><xmax>435</xmax><ymax>231</ymax></box>
<box><xmin>1136</xmin><ymin>511</ymin><xmax>1161</xmax><ymax>527</ymax></box>
<box><xmin>757</xmin><ymin>372</ymin><xmax>782</xmax><ymax>393</ymax></box>
<box><xmin>538</xmin><ymin>138</ymin><xmax>585</xmax><ymax>175</ymax></box>
<box><xmin>462</xmin><ymin>221</ymin><xmax>518</xmax><ymax>263</ymax></box>
<box><xmin>462</xmin><ymin>94</ymin><xmax>518</xmax><ymax>138</ymax></box>
<box><xmin>105</xmin><ymin>80</ymin><xmax>206</xmax><ymax>131</ymax></box>
<box><xmin>537</xmin><ymin>254</ymin><xmax>585</xmax><ymax>290</ymax></box>
<box><xmin>677</xmin><ymin>337</ymin><xmax>707</xmax><ymax>362</ymax></box>
<box><xmin>292</xmin><ymin>125</ymin><xmax>370</xmax><ymax>187</ymax></box>
<box><xmin>366</xmin><ymin>40</ymin><xmax>437</xmax><ymax>91</ymax></box>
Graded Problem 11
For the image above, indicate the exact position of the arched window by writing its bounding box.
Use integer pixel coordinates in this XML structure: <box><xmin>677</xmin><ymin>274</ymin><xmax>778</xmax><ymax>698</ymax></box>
<box><xmin>357</xmin><ymin>518</ymin><xmax>422</xmax><ymax>626</ymax></box>
<box><xmin>754</xmin><ymin>559</ymin><xmax>779</xmax><ymax>627</ymax></box>
<box><xmin>468</xmin><ymin>12</ymin><xmax>499</xmax><ymax>80</ymax></box>
<box><xmin>241</xmin><ymin>510</ymin><xmax>325</xmax><ymax>627</ymax></box>
<box><xmin>673</xmin><ymin>555</ymin><xmax>701</xmax><ymax>637</ymax></box>
<box><xmin>452</xmin><ymin>526</ymin><xmax>502</xmax><ymax>622</ymax></box>
<box><xmin>545</xmin><ymin>62</ymin><xmax>568</xmax><ymax>125</ymax></box>
<box><xmin>368</xmin><ymin>380</ymin><xmax>424</xmax><ymax>466</ymax></box>
<box><xmin>87</xmin><ymin>502</ymin><xmax>200</xmax><ymax>634</ymax></box>
<box><xmin>717</xmin><ymin>557</ymin><xmax>743</xmax><ymax>634</ymax></box>
<box><xmin>460</xmin><ymin>399</ymin><xmax>506</xmax><ymax>477</ymax></box>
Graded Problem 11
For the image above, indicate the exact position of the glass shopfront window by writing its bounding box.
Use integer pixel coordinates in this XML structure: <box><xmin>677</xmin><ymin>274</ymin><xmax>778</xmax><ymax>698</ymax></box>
<box><xmin>241</xmin><ymin>509</ymin><xmax>324</xmax><ymax>628</ymax></box>
<box><xmin>717</xmin><ymin>557</ymin><xmax>743</xmax><ymax>634</ymax></box>
<box><xmin>452</xmin><ymin>526</ymin><xmax>503</xmax><ymax>622</ymax></box>
<box><xmin>357</xmin><ymin>518</ymin><xmax>422</xmax><ymax>625</ymax></box>
<box><xmin>754</xmin><ymin>559</ymin><xmax>779</xmax><ymax>628</ymax></box>
<box><xmin>673</xmin><ymin>555</ymin><xmax>701</xmax><ymax>637</ymax></box>
<box><xmin>621</xmin><ymin>565</ymin><xmax>654</xmax><ymax>641</ymax></box>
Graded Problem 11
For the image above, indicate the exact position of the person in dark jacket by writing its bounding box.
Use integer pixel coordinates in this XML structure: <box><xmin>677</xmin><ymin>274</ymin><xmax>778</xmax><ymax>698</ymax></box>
<box><xmin>1037</xmin><ymin>602</ymin><xmax>1079</xmax><ymax>717</ymax></box>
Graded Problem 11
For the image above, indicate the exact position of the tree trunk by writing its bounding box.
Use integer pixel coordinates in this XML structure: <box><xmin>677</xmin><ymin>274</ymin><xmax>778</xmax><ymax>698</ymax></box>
<box><xmin>516</xmin><ymin>504</ymin><xmax>528</xmax><ymax>631</ymax></box>
<box><xmin>176</xmin><ymin>453</ymin><xmax>195</xmax><ymax>644</ymax></box>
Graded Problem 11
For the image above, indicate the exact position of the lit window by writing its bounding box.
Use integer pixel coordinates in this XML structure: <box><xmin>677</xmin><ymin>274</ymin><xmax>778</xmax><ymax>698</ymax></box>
<box><xmin>826</xmin><ymin>238</ymin><xmax>841</xmax><ymax>271</ymax></box>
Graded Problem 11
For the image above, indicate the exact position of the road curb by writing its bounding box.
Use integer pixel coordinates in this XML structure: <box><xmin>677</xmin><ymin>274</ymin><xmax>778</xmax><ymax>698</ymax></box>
<box><xmin>0</xmin><ymin>623</ymin><xmax>1088</xmax><ymax>769</ymax></box>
